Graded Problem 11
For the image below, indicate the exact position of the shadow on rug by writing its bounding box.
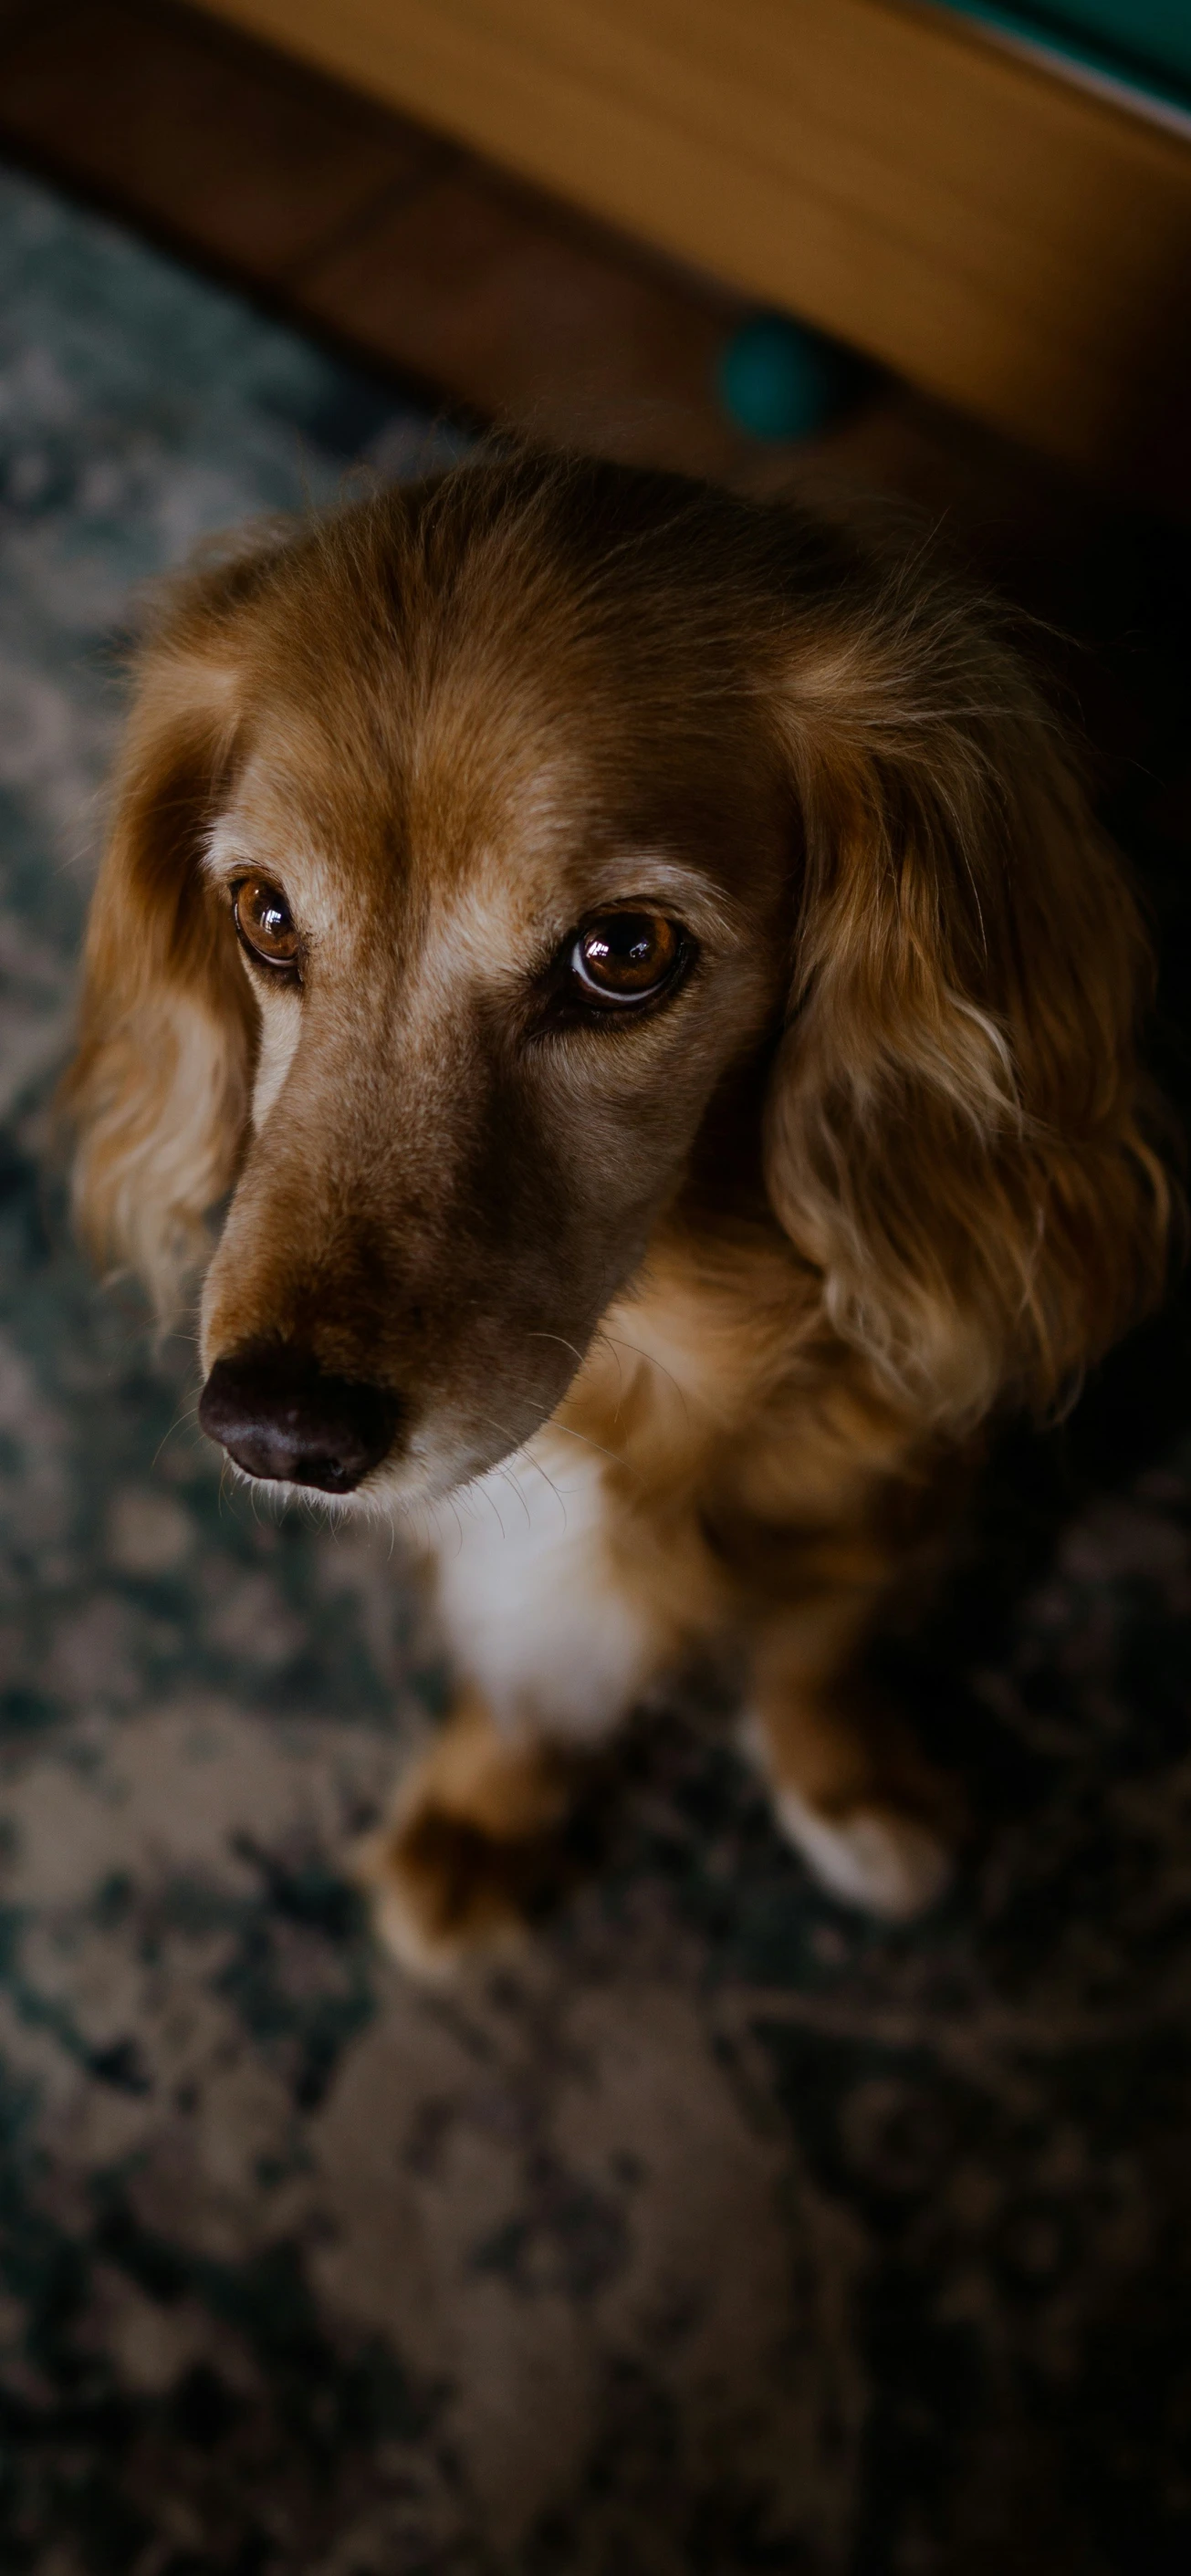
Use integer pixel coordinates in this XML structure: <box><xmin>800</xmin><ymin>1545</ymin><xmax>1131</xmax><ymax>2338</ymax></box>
<box><xmin>0</xmin><ymin>162</ymin><xmax>1189</xmax><ymax>2576</ymax></box>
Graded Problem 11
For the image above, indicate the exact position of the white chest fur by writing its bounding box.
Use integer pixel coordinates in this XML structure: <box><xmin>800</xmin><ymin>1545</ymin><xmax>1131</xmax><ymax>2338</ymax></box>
<box><xmin>430</xmin><ymin>1428</ymin><xmax>666</xmax><ymax>1744</ymax></box>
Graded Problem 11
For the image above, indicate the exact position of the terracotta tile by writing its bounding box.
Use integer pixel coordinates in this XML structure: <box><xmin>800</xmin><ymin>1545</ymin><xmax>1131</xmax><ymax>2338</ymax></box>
<box><xmin>0</xmin><ymin>0</ymin><xmax>441</xmax><ymax>281</ymax></box>
<box><xmin>296</xmin><ymin>166</ymin><xmax>749</xmax><ymax>478</ymax></box>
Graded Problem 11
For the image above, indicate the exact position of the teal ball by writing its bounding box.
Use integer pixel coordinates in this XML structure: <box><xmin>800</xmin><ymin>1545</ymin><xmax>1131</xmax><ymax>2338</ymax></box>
<box><xmin>718</xmin><ymin>314</ymin><xmax>851</xmax><ymax>443</ymax></box>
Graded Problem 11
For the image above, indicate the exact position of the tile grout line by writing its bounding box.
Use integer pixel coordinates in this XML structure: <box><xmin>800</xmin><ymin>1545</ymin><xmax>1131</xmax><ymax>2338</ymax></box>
<box><xmin>276</xmin><ymin>150</ymin><xmax>459</xmax><ymax>300</ymax></box>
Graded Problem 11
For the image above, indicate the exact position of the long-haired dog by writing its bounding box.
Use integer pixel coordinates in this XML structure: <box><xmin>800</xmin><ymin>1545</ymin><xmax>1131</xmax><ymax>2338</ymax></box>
<box><xmin>64</xmin><ymin>451</ymin><xmax>1172</xmax><ymax>1967</ymax></box>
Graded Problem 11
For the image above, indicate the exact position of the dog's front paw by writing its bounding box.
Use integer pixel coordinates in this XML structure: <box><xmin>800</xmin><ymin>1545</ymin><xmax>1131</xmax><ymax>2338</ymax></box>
<box><xmin>357</xmin><ymin>1798</ymin><xmax>578</xmax><ymax>1976</ymax></box>
<box><xmin>775</xmin><ymin>1787</ymin><xmax>955</xmax><ymax>1921</ymax></box>
<box><xmin>356</xmin><ymin>1697</ymin><xmax>590</xmax><ymax>1976</ymax></box>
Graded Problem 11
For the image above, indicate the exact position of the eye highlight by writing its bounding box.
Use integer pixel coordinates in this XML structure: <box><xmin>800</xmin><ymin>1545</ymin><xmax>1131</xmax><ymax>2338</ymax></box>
<box><xmin>569</xmin><ymin>911</ymin><xmax>687</xmax><ymax>1009</ymax></box>
<box><xmin>232</xmin><ymin>877</ymin><xmax>301</xmax><ymax>977</ymax></box>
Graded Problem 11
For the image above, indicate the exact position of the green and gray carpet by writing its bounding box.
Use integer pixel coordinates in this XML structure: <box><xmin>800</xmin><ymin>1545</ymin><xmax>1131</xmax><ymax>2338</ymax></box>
<box><xmin>1</xmin><ymin>161</ymin><xmax>1189</xmax><ymax>2576</ymax></box>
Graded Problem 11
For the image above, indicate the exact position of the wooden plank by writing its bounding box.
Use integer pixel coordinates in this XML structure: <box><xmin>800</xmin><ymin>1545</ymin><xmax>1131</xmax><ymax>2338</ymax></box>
<box><xmin>188</xmin><ymin>0</ymin><xmax>1191</xmax><ymax>494</ymax></box>
<box><xmin>297</xmin><ymin>166</ymin><xmax>745</xmax><ymax>476</ymax></box>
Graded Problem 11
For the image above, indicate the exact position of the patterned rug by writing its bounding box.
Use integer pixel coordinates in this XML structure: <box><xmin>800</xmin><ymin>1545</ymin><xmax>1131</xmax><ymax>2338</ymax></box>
<box><xmin>1</xmin><ymin>161</ymin><xmax>1190</xmax><ymax>2576</ymax></box>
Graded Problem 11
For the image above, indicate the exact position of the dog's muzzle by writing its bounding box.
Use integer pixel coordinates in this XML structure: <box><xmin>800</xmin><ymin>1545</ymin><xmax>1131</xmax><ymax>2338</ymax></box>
<box><xmin>198</xmin><ymin>1343</ymin><xmax>402</xmax><ymax>1494</ymax></box>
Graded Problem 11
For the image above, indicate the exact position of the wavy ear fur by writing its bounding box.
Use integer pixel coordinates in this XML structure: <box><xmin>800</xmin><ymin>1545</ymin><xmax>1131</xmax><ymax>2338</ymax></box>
<box><xmin>62</xmin><ymin>558</ymin><xmax>261</xmax><ymax>1319</ymax></box>
<box><xmin>765</xmin><ymin>567</ymin><xmax>1173</xmax><ymax>1429</ymax></box>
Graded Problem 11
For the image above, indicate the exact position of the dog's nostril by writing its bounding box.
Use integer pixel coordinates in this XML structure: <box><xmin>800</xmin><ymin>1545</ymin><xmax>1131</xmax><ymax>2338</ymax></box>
<box><xmin>198</xmin><ymin>1345</ymin><xmax>402</xmax><ymax>1494</ymax></box>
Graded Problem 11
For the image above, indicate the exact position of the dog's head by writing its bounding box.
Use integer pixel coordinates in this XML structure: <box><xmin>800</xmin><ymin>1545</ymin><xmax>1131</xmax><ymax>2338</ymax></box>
<box><xmin>65</xmin><ymin>453</ymin><xmax>1170</xmax><ymax>1506</ymax></box>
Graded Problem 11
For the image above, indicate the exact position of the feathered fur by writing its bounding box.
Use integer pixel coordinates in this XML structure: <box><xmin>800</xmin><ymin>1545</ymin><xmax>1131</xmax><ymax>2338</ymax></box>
<box><xmin>63</xmin><ymin>451</ymin><xmax>1174</xmax><ymax>1959</ymax></box>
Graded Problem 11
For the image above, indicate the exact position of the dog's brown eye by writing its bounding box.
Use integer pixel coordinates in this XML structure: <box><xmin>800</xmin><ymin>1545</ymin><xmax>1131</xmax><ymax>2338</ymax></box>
<box><xmin>571</xmin><ymin>912</ymin><xmax>683</xmax><ymax>1006</ymax></box>
<box><xmin>233</xmin><ymin>877</ymin><xmax>300</xmax><ymax>974</ymax></box>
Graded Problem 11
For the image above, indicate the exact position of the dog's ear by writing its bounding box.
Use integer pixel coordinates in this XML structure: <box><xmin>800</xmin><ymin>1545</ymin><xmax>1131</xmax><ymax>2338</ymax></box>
<box><xmin>62</xmin><ymin>557</ymin><xmax>265</xmax><ymax>1319</ymax></box>
<box><xmin>764</xmin><ymin>579</ymin><xmax>1173</xmax><ymax>1427</ymax></box>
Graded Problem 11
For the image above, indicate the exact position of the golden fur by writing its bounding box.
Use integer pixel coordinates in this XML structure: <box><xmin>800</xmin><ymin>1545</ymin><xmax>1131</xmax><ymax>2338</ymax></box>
<box><xmin>63</xmin><ymin>451</ymin><xmax>1172</xmax><ymax>1964</ymax></box>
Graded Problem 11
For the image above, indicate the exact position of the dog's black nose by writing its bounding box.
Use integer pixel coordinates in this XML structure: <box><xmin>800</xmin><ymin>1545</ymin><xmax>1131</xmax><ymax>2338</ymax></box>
<box><xmin>198</xmin><ymin>1345</ymin><xmax>401</xmax><ymax>1494</ymax></box>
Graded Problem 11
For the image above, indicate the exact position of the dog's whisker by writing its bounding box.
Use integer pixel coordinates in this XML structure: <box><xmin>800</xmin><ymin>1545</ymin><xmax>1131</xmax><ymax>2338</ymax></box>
<box><xmin>525</xmin><ymin>1328</ymin><xmax>587</xmax><ymax>1375</ymax></box>
<box><xmin>598</xmin><ymin>1331</ymin><xmax>692</xmax><ymax>1429</ymax></box>
<box><xmin>150</xmin><ymin>1397</ymin><xmax>204</xmax><ymax>1474</ymax></box>
<box><xmin>500</xmin><ymin>1390</ymin><xmax>644</xmax><ymax>1495</ymax></box>
<box><xmin>493</xmin><ymin>1461</ymin><xmax>534</xmax><ymax>1536</ymax></box>
<box><xmin>545</xmin><ymin>1419</ymin><xmax>640</xmax><ymax>1484</ymax></box>
<box><xmin>517</xmin><ymin>1456</ymin><xmax>569</xmax><ymax>1537</ymax></box>
<box><xmin>592</xmin><ymin>1328</ymin><xmax>627</xmax><ymax>1423</ymax></box>
<box><xmin>473</xmin><ymin>1413</ymin><xmax>569</xmax><ymax>1537</ymax></box>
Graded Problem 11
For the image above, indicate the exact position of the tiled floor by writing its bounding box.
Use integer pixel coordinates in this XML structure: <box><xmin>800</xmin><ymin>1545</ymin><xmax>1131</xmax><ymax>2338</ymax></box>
<box><xmin>0</xmin><ymin>0</ymin><xmax>439</xmax><ymax>282</ymax></box>
<box><xmin>0</xmin><ymin>0</ymin><xmax>754</xmax><ymax>476</ymax></box>
<box><xmin>295</xmin><ymin>164</ymin><xmax>747</xmax><ymax>473</ymax></box>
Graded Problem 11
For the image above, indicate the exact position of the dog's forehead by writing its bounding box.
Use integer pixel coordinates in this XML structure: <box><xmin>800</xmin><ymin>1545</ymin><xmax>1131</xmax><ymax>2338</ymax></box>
<box><xmin>226</xmin><ymin>707</ymin><xmax>599</xmax><ymax>934</ymax></box>
<box><xmin>225</xmin><ymin>605</ymin><xmax>765</xmax><ymax>942</ymax></box>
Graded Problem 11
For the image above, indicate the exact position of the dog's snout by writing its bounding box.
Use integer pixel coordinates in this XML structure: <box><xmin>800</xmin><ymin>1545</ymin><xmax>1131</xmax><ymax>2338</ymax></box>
<box><xmin>198</xmin><ymin>1345</ymin><xmax>401</xmax><ymax>1494</ymax></box>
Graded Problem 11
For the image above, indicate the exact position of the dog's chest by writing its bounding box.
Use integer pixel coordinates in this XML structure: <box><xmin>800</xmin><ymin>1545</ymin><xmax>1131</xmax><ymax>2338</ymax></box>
<box><xmin>429</xmin><ymin>1429</ymin><xmax>671</xmax><ymax>1737</ymax></box>
<box><xmin>428</xmin><ymin>1263</ymin><xmax>806</xmax><ymax>1738</ymax></box>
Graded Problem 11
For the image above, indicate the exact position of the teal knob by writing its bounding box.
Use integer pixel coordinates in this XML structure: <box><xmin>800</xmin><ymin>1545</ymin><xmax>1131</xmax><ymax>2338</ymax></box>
<box><xmin>718</xmin><ymin>313</ymin><xmax>861</xmax><ymax>442</ymax></box>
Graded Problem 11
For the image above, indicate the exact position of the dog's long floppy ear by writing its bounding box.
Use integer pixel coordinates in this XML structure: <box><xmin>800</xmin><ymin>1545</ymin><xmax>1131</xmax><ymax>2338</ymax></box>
<box><xmin>62</xmin><ymin>557</ymin><xmax>264</xmax><ymax>1319</ymax></box>
<box><xmin>765</xmin><ymin>570</ymin><xmax>1173</xmax><ymax>1429</ymax></box>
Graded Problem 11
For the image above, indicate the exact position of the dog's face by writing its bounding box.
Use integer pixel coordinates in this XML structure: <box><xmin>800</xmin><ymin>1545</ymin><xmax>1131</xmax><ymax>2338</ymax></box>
<box><xmin>67</xmin><ymin>454</ymin><xmax>1168</xmax><ymax>1503</ymax></box>
<box><xmin>194</xmin><ymin>555</ymin><xmax>790</xmax><ymax>1505</ymax></box>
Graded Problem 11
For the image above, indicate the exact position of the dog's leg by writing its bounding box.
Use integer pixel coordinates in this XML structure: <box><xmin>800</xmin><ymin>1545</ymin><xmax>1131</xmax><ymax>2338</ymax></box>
<box><xmin>361</xmin><ymin>1439</ymin><xmax>665</xmax><ymax>1971</ymax></box>
<box><xmin>746</xmin><ymin>1590</ymin><xmax>958</xmax><ymax>1921</ymax></box>
<box><xmin>357</xmin><ymin>1689</ymin><xmax>603</xmax><ymax>1975</ymax></box>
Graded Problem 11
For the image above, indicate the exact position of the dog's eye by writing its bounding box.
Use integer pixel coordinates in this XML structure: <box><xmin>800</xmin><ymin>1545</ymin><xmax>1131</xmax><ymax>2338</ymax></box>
<box><xmin>570</xmin><ymin>912</ymin><xmax>684</xmax><ymax>1007</ymax></box>
<box><xmin>233</xmin><ymin>877</ymin><xmax>300</xmax><ymax>975</ymax></box>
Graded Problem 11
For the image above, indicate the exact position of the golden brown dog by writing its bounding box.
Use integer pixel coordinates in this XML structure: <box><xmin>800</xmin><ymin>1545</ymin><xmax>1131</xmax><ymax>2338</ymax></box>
<box><xmin>65</xmin><ymin>450</ymin><xmax>1171</xmax><ymax>1967</ymax></box>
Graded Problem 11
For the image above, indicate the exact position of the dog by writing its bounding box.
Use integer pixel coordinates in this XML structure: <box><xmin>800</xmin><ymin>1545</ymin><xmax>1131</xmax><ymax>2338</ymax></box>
<box><xmin>64</xmin><ymin>449</ymin><xmax>1172</xmax><ymax>1968</ymax></box>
